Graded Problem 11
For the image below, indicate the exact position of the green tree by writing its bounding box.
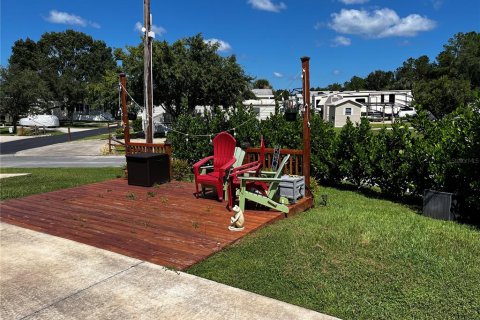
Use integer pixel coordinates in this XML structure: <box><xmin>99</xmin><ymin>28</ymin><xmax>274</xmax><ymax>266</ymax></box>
<box><xmin>365</xmin><ymin>70</ymin><xmax>394</xmax><ymax>90</ymax></box>
<box><xmin>253</xmin><ymin>79</ymin><xmax>272</xmax><ymax>89</ymax></box>
<box><xmin>85</xmin><ymin>69</ymin><xmax>120</xmax><ymax>116</ymax></box>
<box><xmin>413</xmin><ymin>75</ymin><xmax>474</xmax><ymax>118</ymax></box>
<box><xmin>0</xmin><ymin>66</ymin><xmax>49</xmax><ymax>132</ymax></box>
<box><xmin>122</xmin><ymin>34</ymin><xmax>252</xmax><ymax>120</ymax></box>
<box><xmin>35</xmin><ymin>30</ymin><xmax>116</xmax><ymax>121</ymax></box>
<box><xmin>436</xmin><ymin>32</ymin><xmax>480</xmax><ymax>89</ymax></box>
<box><xmin>343</xmin><ymin>76</ymin><xmax>366</xmax><ymax>91</ymax></box>
<box><xmin>8</xmin><ymin>38</ymin><xmax>41</xmax><ymax>71</ymax></box>
<box><xmin>394</xmin><ymin>55</ymin><xmax>432</xmax><ymax>90</ymax></box>
<box><xmin>327</xmin><ymin>83</ymin><xmax>343</xmax><ymax>91</ymax></box>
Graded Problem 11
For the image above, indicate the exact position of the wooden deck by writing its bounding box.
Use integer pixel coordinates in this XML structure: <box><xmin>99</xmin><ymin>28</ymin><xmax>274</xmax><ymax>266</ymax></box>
<box><xmin>0</xmin><ymin>179</ymin><xmax>313</xmax><ymax>270</ymax></box>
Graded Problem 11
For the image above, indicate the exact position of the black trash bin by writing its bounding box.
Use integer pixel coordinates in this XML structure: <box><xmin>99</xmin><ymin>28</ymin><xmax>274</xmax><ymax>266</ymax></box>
<box><xmin>126</xmin><ymin>153</ymin><xmax>170</xmax><ymax>187</ymax></box>
<box><xmin>423</xmin><ymin>189</ymin><xmax>456</xmax><ymax>221</ymax></box>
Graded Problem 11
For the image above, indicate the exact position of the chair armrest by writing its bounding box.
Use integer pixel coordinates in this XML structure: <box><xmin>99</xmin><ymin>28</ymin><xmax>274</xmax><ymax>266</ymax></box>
<box><xmin>239</xmin><ymin>176</ymin><xmax>282</xmax><ymax>187</ymax></box>
<box><xmin>218</xmin><ymin>158</ymin><xmax>237</xmax><ymax>178</ymax></box>
<box><xmin>260</xmin><ymin>171</ymin><xmax>276</xmax><ymax>177</ymax></box>
<box><xmin>219</xmin><ymin>158</ymin><xmax>236</xmax><ymax>172</ymax></box>
<box><xmin>231</xmin><ymin>161</ymin><xmax>261</xmax><ymax>177</ymax></box>
<box><xmin>193</xmin><ymin>156</ymin><xmax>214</xmax><ymax>175</ymax></box>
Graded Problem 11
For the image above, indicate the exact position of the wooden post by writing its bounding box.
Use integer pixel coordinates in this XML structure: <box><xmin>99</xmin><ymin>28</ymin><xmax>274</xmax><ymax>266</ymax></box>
<box><xmin>68</xmin><ymin>127</ymin><xmax>71</xmax><ymax>141</ymax></box>
<box><xmin>119</xmin><ymin>73</ymin><xmax>130</xmax><ymax>150</ymax></box>
<box><xmin>144</xmin><ymin>0</ymin><xmax>154</xmax><ymax>143</ymax></box>
<box><xmin>107</xmin><ymin>123</ymin><xmax>112</xmax><ymax>153</ymax></box>
<box><xmin>301</xmin><ymin>57</ymin><xmax>311</xmax><ymax>187</ymax></box>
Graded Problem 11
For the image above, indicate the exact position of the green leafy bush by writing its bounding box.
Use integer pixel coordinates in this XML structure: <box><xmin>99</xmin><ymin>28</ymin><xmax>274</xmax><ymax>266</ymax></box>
<box><xmin>168</xmin><ymin>105</ymin><xmax>259</xmax><ymax>164</ymax></box>
<box><xmin>310</xmin><ymin>113</ymin><xmax>338</xmax><ymax>184</ymax></box>
<box><xmin>171</xmin><ymin>158</ymin><xmax>192</xmax><ymax>181</ymax></box>
<box><xmin>371</xmin><ymin>122</ymin><xmax>415</xmax><ymax>197</ymax></box>
<box><xmin>132</xmin><ymin>116</ymin><xmax>143</xmax><ymax>132</ymax></box>
<box><xmin>166</xmin><ymin>103</ymin><xmax>479</xmax><ymax>223</ymax></box>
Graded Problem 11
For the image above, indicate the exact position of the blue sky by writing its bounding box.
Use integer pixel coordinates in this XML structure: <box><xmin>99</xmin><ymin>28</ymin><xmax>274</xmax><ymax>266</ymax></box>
<box><xmin>1</xmin><ymin>0</ymin><xmax>479</xmax><ymax>89</ymax></box>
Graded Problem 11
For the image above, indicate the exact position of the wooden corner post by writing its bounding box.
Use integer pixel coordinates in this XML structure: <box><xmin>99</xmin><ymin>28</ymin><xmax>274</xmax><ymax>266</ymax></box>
<box><xmin>119</xmin><ymin>73</ymin><xmax>130</xmax><ymax>150</ymax></box>
<box><xmin>301</xmin><ymin>57</ymin><xmax>311</xmax><ymax>187</ymax></box>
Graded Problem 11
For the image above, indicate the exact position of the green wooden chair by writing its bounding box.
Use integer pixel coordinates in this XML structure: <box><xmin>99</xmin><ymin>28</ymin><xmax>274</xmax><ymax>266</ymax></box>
<box><xmin>238</xmin><ymin>154</ymin><xmax>290</xmax><ymax>214</ymax></box>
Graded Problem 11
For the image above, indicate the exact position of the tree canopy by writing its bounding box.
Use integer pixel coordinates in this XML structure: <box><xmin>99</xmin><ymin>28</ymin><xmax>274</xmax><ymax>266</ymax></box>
<box><xmin>120</xmin><ymin>34</ymin><xmax>252</xmax><ymax>120</ymax></box>
<box><xmin>0</xmin><ymin>66</ymin><xmax>49</xmax><ymax>131</ymax></box>
<box><xmin>253</xmin><ymin>79</ymin><xmax>272</xmax><ymax>89</ymax></box>
<box><xmin>4</xmin><ymin>30</ymin><xmax>117</xmax><ymax>122</ymax></box>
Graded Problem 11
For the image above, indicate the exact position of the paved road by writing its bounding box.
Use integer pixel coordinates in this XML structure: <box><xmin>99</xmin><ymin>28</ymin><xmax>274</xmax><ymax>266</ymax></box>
<box><xmin>0</xmin><ymin>126</ymin><xmax>117</xmax><ymax>154</ymax></box>
<box><xmin>0</xmin><ymin>135</ymin><xmax>125</xmax><ymax>168</ymax></box>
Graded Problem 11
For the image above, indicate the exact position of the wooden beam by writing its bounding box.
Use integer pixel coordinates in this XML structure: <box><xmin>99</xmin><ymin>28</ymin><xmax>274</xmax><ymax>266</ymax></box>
<box><xmin>301</xmin><ymin>57</ymin><xmax>311</xmax><ymax>187</ymax></box>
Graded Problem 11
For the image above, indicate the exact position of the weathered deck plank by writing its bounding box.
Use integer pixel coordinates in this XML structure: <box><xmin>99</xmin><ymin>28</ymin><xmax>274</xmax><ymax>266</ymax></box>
<box><xmin>0</xmin><ymin>179</ymin><xmax>312</xmax><ymax>270</ymax></box>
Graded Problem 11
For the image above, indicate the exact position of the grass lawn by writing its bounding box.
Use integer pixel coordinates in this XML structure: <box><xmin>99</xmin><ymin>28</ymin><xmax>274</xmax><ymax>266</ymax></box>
<box><xmin>0</xmin><ymin>167</ymin><xmax>122</xmax><ymax>200</ymax></box>
<box><xmin>188</xmin><ymin>186</ymin><xmax>480</xmax><ymax>319</ymax></box>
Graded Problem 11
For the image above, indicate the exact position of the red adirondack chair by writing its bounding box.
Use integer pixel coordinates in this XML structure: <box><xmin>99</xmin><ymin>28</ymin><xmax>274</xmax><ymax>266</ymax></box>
<box><xmin>227</xmin><ymin>136</ymin><xmax>267</xmax><ymax>209</ymax></box>
<box><xmin>193</xmin><ymin>132</ymin><xmax>236</xmax><ymax>201</ymax></box>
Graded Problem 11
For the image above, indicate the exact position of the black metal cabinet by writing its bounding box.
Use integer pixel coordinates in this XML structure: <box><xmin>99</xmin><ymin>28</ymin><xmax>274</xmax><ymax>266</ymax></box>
<box><xmin>126</xmin><ymin>153</ymin><xmax>170</xmax><ymax>187</ymax></box>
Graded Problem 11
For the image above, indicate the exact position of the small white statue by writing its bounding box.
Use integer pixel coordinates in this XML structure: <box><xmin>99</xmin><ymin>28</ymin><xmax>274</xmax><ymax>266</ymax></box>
<box><xmin>228</xmin><ymin>205</ymin><xmax>245</xmax><ymax>231</ymax></box>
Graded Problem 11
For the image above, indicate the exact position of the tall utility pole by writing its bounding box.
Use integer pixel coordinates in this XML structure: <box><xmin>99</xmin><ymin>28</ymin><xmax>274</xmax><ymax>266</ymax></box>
<box><xmin>144</xmin><ymin>0</ymin><xmax>154</xmax><ymax>143</ymax></box>
<box><xmin>301</xmin><ymin>57</ymin><xmax>311</xmax><ymax>187</ymax></box>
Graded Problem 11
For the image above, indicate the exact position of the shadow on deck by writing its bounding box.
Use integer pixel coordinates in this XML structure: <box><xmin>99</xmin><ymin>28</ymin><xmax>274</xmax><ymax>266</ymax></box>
<box><xmin>0</xmin><ymin>179</ymin><xmax>313</xmax><ymax>270</ymax></box>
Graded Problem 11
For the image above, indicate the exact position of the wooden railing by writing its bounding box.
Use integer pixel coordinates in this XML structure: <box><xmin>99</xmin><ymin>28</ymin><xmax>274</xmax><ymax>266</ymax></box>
<box><xmin>244</xmin><ymin>147</ymin><xmax>304</xmax><ymax>176</ymax></box>
<box><xmin>127</xmin><ymin>142</ymin><xmax>172</xmax><ymax>155</ymax></box>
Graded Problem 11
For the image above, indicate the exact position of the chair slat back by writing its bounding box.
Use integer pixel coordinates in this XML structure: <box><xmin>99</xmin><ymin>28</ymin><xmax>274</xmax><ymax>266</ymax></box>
<box><xmin>213</xmin><ymin>132</ymin><xmax>236</xmax><ymax>170</ymax></box>
<box><xmin>233</xmin><ymin>147</ymin><xmax>246</xmax><ymax>168</ymax></box>
<box><xmin>267</xmin><ymin>154</ymin><xmax>290</xmax><ymax>198</ymax></box>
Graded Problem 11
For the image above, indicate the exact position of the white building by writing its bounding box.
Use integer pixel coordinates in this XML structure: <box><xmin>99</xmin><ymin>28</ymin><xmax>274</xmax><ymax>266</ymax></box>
<box><xmin>312</xmin><ymin>90</ymin><xmax>413</xmax><ymax>121</ymax></box>
<box><xmin>328</xmin><ymin>100</ymin><xmax>363</xmax><ymax>127</ymax></box>
<box><xmin>243</xmin><ymin>89</ymin><xmax>276</xmax><ymax>120</ymax></box>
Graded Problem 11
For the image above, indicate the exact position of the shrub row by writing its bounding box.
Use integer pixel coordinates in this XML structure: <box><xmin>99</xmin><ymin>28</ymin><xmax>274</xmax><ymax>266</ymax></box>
<box><xmin>168</xmin><ymin>103</ymin><xmax>479</xmax><ymax>222</ymax></box>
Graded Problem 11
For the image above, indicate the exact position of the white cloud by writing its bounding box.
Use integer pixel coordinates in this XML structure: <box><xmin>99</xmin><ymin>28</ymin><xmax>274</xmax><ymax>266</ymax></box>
<box><xmin>339</xmin><ymin>0</ymin><xmax>369</xmax><ymax>4</ymax></box>
<box><xmin>134</xmin><ymin>22</ymin><xmax>166</xmax><ymax>37</ymax></box>
<box><xmin>273</xmin><ymin>72</ymin><xmax>283</xmax><ymax>78</ymax></box>
<box><xmin>332</xmin><ymin>36</ymin><xmax>351</xmax><ymax>47</ymax></box>
<box><xmin>248</xmin><ymin>0</ymin><xmax>286</xmax><ymax>13</ymax></box>
<box><xmin>332</xmin><ymin>69</ymin><xmax>341</xmax><ymax>75</ymax></box>
<box><xmin>329</xmin><ymin>8</ymin><xmax>436</xmax><ymax>38</ymax></box>
<box><xmin>204</xmin><ymin>38</ymin><xmax>232</xmax><ymax>52</ymax></box>
<box><xmin>45</xmin><ymin>10</ymin><xmax>100</xmax><ymax>28</ymax></box>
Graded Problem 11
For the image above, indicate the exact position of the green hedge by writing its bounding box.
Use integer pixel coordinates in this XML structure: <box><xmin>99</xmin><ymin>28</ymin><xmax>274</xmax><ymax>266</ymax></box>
<box><xmin>167</xmin><ymin>103</ymin><xmax>480</xmax><ymax>222</ymax></box>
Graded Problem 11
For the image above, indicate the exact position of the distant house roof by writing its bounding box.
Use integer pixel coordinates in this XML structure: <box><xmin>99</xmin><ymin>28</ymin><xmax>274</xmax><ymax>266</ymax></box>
<box><xmin>331</xmin><ymin>99</ymin><xmax>364</xmax><ymax>108</ymax></box>
<box><xmin>252</xmin><ymin>89</ymin><xmax>274</xmax><ymax>97</ymax></box>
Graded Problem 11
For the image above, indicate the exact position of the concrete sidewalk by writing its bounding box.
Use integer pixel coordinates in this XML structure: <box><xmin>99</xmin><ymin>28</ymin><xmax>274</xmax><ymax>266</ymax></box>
<box><xmin>0</xmin><ymin>223</ymin><xmax>338</xmax><ymax>320</ymax></box>
<box><xmin>15</xmin><ymin>139</ymin><xmax>109</xmax><ymax>156</ymax></box>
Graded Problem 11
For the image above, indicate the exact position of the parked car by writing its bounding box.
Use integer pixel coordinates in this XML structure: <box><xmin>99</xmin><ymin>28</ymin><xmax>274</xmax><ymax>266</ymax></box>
<box><xmin>397</xmin><ymin>107</ymin><xmax>417</xmax><ymax>118</ymax></box>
